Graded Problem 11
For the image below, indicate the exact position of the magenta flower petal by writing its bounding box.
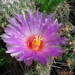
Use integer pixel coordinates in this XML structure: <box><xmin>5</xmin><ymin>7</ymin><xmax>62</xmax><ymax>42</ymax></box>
<box><xmin>43</xmin><ymin>47</ymin><xmax>64</xmax><ymax>57</ymax></box>
<box><xmin>16</xmin><ymin>50</ymin><xmax>32</xmax><ymax>61</ymax></box>
<box><xmin>1</xmin><ymin>10</ymin><xmax>68</xmax><ymax>66</ymax></box>
<box><xmin>24</xmin><ymin>59</ymin><xmax>33</xmax><ymax>66</ymax></box>
<box><xmin>36</xmin><ymin>52</ymin><xmax>47</xmax><ymax>66</ymax></box>
<box><xmin>49</xmin><ymin>37</ymin><xmax>69</xmax><ymax>46</ymax></box>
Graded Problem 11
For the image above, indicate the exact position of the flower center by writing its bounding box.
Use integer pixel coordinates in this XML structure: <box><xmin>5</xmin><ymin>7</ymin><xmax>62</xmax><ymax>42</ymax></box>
<box><xmin>26</xmin><ymin>35</ymin><xmax>43</xmax><ymax>51</ymax></box>
<box><xmin>33</xmin><ymin>35</ymin><xmax>43</xmax><ymax>45</ymax></box>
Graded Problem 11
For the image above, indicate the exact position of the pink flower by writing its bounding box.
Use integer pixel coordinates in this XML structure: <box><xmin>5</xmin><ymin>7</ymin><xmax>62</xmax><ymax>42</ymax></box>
<box><xmin>1</xmin><ymin>10</ymin><xmax>68</xmax><ymax>66</ymax></box>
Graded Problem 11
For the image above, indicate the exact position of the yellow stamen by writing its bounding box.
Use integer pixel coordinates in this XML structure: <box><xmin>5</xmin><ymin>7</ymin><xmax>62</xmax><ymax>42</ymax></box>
<box><xmin>33</xmin><ymin>35</ymin><xmax>43</xmax><ymax>45</ymax></box>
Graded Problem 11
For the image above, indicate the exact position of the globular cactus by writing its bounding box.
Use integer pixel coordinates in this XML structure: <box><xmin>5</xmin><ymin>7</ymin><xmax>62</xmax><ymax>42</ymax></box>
<box><xmin>0</xmin><ymin>0</ymin><xmax>36</xmax><ymax>28</ymax></box>
<box><xmin>55</xmin><ymin>1</ymin><xmax>70</xmax><ymax>25</ymax></box>
<box><xmin>0</xmin><ymin>0</ymin><xmax>36</xmax><ymax>18</ymax></box>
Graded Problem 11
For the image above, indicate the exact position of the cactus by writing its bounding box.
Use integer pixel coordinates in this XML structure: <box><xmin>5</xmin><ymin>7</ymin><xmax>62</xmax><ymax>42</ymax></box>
<box><xmin>55</xmin><ymin>1</ymin><xmax>70</xmax><ymax>25</ymax></box>
<box><xmin>0</xmin><ymin>0</ymin><xmax>36</xmax><ymax>28</ymax></box>
<box><xmin>1</xmin><ymin>0</ymin><xmax>36</xmax><ymax>16</ymax></box>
